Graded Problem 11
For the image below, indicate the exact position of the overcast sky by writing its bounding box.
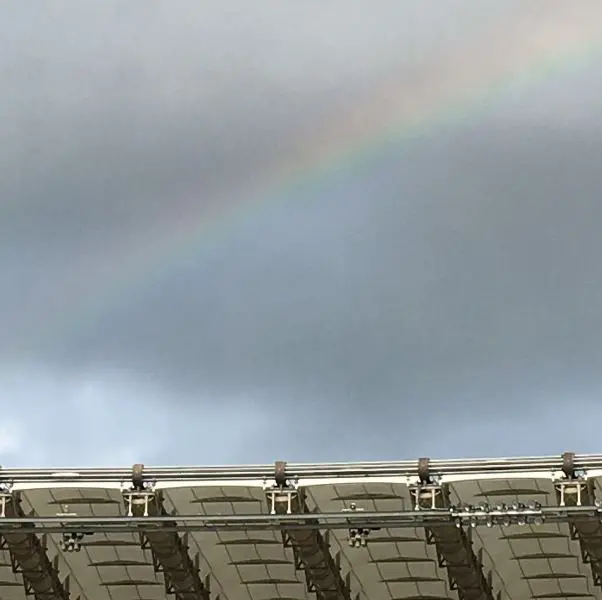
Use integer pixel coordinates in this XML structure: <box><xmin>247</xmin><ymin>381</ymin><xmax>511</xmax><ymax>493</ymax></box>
<box><xmin>2</xmin><ymin>1</ymin><xmax>602</xmax><ymax>467</ymax></box>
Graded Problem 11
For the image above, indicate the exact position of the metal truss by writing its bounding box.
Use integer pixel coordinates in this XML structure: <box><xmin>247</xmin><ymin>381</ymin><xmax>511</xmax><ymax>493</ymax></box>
<box><xmin>411</xmin><ymin>459</ymin><xmax>499</xmax><ymax>600</ymax></box>
<box><xmin>0</xmin><ymin>491</ymin><xmax>70</xmax><ymax>600</ymax></box>
<box><xmin>557</xmin><ymin>453</ymin><xmax>602</xmax><ymax>588</ymax></box>
<box><xmin>266</xmin><ymin>461</ymin><xmax>352</xmax><ymax>600</ymax></box>
<box><xmin>123</xmin><ymin>464</ymin><xmax>211</xmax><ymax>600</ymax></box>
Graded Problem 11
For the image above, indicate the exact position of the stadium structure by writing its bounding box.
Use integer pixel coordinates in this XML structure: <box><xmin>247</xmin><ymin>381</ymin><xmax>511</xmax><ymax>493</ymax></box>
<box><xmin>1</xmin><ymin>454</ymin><xmax>602</xmax><ymax>600</ymax></box>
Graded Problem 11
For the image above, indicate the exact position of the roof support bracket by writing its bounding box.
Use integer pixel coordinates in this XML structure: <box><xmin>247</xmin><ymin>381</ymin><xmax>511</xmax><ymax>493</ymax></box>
<box><xmin>410</xmin><ymin>459</ymin><xmax>499</xmax><ymax>600</ymax></box>
<box><xmin>556</xmin><ymin>452</ymin><xmax>602</xmax><ymax>589</ymax></box>
<box><xmin>125</xmin><ymin>464</ymin><xmax>211</xmax><ymax>600</ymax></box>
<box><xmin>268</xmin><ymin>461</ymin><xmax>352</xmax><ymax>600</ymax></box>
<box><xmin>0</xmin><ymin>491</ymin><xmax>70</xmax><ymax>600</ymax></box>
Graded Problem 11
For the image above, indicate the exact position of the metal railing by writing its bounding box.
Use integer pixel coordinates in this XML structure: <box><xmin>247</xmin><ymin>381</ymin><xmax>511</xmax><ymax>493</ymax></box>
<box><xmin>2</xmin><ymin>453</ymin><xmax>602</xmax><ymax>483</ymax></box>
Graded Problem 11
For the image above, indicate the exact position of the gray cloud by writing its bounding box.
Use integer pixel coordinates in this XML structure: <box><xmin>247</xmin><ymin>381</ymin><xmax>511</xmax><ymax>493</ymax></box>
<box><xmin>2</xmin><ymin>1</ymin><xmax>602</xmax><ymax>464</ymax></box>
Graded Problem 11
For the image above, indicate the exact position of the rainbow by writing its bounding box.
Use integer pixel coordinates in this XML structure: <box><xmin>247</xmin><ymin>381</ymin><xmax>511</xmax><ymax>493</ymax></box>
<box><xmin>16</xmin><ymin>7</ymin><xmax>602</xmax><ymax>356</ymax></box>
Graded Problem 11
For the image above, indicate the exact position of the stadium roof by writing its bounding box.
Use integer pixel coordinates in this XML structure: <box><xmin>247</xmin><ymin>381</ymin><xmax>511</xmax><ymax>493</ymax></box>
<box><xmin>2</xmin><ymin>453</ymin><xmax>602</xmax><ymax>600</ymax></box>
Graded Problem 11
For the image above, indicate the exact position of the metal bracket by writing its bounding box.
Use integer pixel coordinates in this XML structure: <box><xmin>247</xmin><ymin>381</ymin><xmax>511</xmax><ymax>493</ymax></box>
<box><xmin>0</xmin><ymin>488</ymin><xmax>13</xmax><ymax>518</ymax></box>
<box><xmin>418</xmin><ymin>457</ymin><xmax>432</xmax><ymax>483</ymax></box>
<box><xmin>447</xmin><ymin>501</ymin><xmax>545</xmax><ymax>529</ymax></box>
<box><xmin>555</xmin><ymin>479</ymin><xmax>588</xmax><ymax>507</ymax></box>
<box><xmin>123</xmin><ymin>489</ymin><xmax>157</xmax><ymax>516</ymax></box>
<box><xmin>132</xmin><ymin>463</ymin><xmax>146</xmax><ymax>490</ymax></box>
<box><xmin>411</xmin><ymin>459</ymin><xmax>447</xmax><ymax>512</ymax></box>
<box><xmin>342</xmin><ymin>503</ymin><xmax>372</xmax><ymax>548</ymax></box>
<box><xmin>56</xmin><ymin>505</ymin><xmax>92</xmax><ymax>552</ymax></box>
<box><xmin>410</xmin><ymin>483</ymin><xmax>446</xmax><ymax>511</ymax></box>
<box><xmin>59</xmin><ymin>531</ymin><xmax>86</xmax><ymax>552</ymax></box>
<box><xmin>264</xmin><ymin>484</ymin><xmax>299</xmax><ymax>515</ymax></box>
<box><xmin>264</xmin><ymin>461</ymin><xmax>300</xmax><ymax>515</ymax></box>
<box><xmin>122</xmin><ymin>463</ymin><xmax>158</xmax><ymax>516</ymax></box>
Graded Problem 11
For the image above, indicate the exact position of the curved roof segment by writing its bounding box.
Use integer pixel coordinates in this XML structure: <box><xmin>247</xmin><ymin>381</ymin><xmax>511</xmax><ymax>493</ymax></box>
<box><xmin>1</xmin><ymin>454</ymin><xmax>602</xmax><ymax>600</ymax></box>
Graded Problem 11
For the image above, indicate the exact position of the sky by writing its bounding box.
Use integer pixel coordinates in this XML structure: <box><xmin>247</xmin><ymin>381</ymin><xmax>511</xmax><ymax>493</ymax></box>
<box><xmin>1</xmin><ymin>1</ymin><xmax>602</xmax><ymax>467</ymax></box>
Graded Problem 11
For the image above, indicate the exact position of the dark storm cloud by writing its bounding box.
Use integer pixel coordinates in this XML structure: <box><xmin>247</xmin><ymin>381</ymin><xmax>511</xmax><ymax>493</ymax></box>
<box><xmin>20</xmin><ymin>114</ymin><xmax>602</xmax><ymax>428</ymax></box>
<box><xmin>2</xmin><ymin>0</ymin><xmax>602</xmax><ymax>463</ymax></box>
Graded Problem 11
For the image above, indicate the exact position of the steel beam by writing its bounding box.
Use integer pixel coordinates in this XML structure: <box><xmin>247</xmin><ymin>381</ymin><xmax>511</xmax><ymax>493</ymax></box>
<box><xmin>269</xmin><ymin>461</ymin><xmax>352</xmax><ymax>600</ymax></box>
<box><xmin>412</xmin><ymin>459</ymin><xmax>499</xmax><ymax>600</ymax></box>
<box><xmin>1</xmin><ymin>504</ymin><xmax>601</xmax><ymax>534</ymax></box>
<box><xmin>557</xmin><ymin>452</ymin><xmax>602</xmax><ymax>587</ymax></box>
<box><xmin>0</xmin><ymin>492</ymin><xmax>70</xmax><ymax>600</ymax></box>
<box><xmin>126</xmin><ymin>464</ymin><xmax>211</xmax><ymax>600</ymax></box>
